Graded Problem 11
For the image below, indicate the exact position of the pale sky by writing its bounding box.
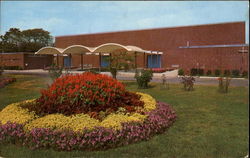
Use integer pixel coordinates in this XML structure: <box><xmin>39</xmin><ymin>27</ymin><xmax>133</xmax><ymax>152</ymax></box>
<box><xmin>0</xmin><ymin>1</ymin><xmax>249</xmax><ymax>43</ymax></box>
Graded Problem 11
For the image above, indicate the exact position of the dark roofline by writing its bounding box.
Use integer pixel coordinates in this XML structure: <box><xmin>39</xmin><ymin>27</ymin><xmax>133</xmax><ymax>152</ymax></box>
<box><xmin>56</xmin><ymin>21</ymin><xmax>245</xmax><ymax>38</ymax></box>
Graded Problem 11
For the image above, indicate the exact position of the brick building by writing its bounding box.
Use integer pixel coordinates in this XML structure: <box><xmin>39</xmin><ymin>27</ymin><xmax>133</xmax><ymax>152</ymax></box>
<box><xmin>54</xmin><ymin>21</ymin><xmax>248</xmax><ymax>73</ymax></box>
<box><xmin>0</xmin><ymin>53</ymin><xmax>53</xmax><ymax>69</ymax></box>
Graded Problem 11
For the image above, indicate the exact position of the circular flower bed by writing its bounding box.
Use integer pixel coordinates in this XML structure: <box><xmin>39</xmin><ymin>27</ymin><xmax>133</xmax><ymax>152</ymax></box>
<box><xmin>0</xmin><ymin>72</ymin><xmax>176</xmax><ymax>151</ymax></box>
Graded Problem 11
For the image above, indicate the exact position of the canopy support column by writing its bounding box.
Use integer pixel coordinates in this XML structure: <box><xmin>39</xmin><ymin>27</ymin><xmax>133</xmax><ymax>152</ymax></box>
<box><xmin>143</xmin><ymin>52</ymin><xmax>145</xmax><ymax>69</ymax></box>
<box><xmin>56</xmin><ymin>54</ymin><xmax>59</xmax><ymax>67</ymax></box>
<box><xmin>99</xmin><ymin>53</ymin><xmax>101</xmax><ymax>72</ymax></box>
<box><xmin>109</xmin><ymin>53</ymin><xmax>111</xmax><ymax>69</ymax></box>
<box><xmin>80</xmin><ymin>54</ymin><xmax>83</xmax><ymax>70</ymax></box>
<box><xmin>134</xmin><ymin>52</ymin><xmax>137</xmax><ymax>71</ymax></box>
<box><xmin>69</xmin><ymin>54</ymin><xmax>72</xmax><ymax>70</ymax></box>
<box><xmin>156</xmin><ymin>52</ymin><xmax>158</xmax><ymax>68</ymax></box>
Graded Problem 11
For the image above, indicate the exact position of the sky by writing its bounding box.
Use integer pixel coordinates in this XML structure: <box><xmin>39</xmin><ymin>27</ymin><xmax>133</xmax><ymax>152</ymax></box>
<box><xmin>0</xmin><ymin>1</ymin><xmax>249</xmax><ymax>43</ymax></box>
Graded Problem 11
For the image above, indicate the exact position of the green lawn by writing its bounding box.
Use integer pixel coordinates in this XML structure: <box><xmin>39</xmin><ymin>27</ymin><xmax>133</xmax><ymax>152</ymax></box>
<box><xmin>0</xmin><ymin>74</ymin><xmax>248</xmax><ymax>158</ymax></box>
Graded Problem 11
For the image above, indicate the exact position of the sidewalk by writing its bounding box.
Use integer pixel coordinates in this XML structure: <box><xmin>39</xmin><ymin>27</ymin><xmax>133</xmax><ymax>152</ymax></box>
<box><xmin>3</xmin><ymin>69</ymin><xmax>248</xmax><ymax>87</ymax></box>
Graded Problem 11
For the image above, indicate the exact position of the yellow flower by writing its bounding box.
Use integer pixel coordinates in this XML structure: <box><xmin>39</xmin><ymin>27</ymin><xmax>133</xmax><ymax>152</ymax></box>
<box><xmin>100</xmin><ymin>113</ymin><xmax>144</xmax><ymax>130</ymax></box>
<box><xmin>1</xmin><ymin>92</ymin><xmax>157</xmax><ymax>131</ymax></box>
<box><xmin>24</xmin><ymin>113</ymin><xmax>100</xmax><ymax>132</ymax></box>
<box><xmin>136</xmin><ymin>92</ymin><xmax>157</xmax><ymax>112</ymax></box>
<box><xmin>0</xmin><ymin>99</ymin><xmax>37</xmax><ymax>125</ymax></box>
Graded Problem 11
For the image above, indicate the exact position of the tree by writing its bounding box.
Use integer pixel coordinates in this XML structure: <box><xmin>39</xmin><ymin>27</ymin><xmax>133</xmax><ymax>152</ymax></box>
<box><xmin>0</xmin><ymin>28</ymin><xmax>53</xmax><ymax>52</ymax></box>
<box><xmin>106</xmin><ymin>52</ymin><xmax>135</xmax><ymax>79</ymax></box>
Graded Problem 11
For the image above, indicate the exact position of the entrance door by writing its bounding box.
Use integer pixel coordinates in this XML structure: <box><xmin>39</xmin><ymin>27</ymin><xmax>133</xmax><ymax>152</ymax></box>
<box><xmin>147</xmin><ymin>55</ymin><xmax>161</xmax><ymax>68</ymax></box>
<box><xmin>101</xmin><ymin>56</ymin><xmax>110</xmax><ymax>67</ymax></box>
<box><xmin>64</xmin><ymin>56</ymin><xmax>71</xmax><ymax>67</ymax></box>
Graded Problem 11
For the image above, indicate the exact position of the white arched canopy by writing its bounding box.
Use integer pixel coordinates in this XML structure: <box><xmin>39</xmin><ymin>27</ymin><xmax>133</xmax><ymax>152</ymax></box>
<box><xmin>35</xmin><ymin>43</ymin><xmax>160</xmax><ymax>69</ymax></box>
<box><xmin>35</xmin><ymin>47</ymin><xmax>63</xmax><ymax>55</ymax></box>
<box><xmin>63</xmin><ymin>45</ymin><xmax>94</xmax><ymax>54</ymax></box>
<box><xmin>93</xmin><ymin>43</ymin><xmax>130</xmax><ymax>53</ymax></box>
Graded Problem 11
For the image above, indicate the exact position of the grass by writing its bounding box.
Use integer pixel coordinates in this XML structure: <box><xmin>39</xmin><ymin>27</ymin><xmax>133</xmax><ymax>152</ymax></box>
<box><xmin>0</xmin><ymin>74</ymin><xmax>248</xmax><ymax>158</ymax></box>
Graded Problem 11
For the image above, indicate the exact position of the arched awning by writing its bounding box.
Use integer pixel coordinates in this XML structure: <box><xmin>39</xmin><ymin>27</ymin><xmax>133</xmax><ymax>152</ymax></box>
<box><xmin>35</xmin><ymin>47</ymin><xmax>64</xmax><ymax>55</ymax></box>
<box><xmin>93</xmin><ymin>43</ymin><xmax>130</xmax><ymax>53</ymax></box>
<box><xmin>63</xmin><ymin>45</ymin><xmax>94</xmax><ymax>54</ymax></box>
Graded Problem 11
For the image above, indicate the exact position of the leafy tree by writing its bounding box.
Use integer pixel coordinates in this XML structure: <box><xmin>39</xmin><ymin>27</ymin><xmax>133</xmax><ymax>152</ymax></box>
<box><xmin>105</xmin><ymin>52</ymin><xmax>135</xmax><ymax>79</ymax></box>
<box><xmin>0</xmin><ymin>28</ymin><xmax>53</xmax><ymax>52</ymax></box>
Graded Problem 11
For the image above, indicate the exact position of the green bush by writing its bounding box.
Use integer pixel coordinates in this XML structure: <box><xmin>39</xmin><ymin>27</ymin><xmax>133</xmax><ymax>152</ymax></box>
<box><xmin>214</xmin><ymin>69</ymin><xmax>221</xmax><ymax>76</ymax></box>
<box><xmin>242</xmin><ymin>71</ymin><xmax>248</xmax><ymax>78</ymax></box>
<box><xmin>198</xmin><ymin>69</ymin><xmax>204</xmax><ymax>76</ymax></box>
<box><xmin>223</xmin><ymin>70</ymin><xmax>231</xmax><ymax>77</ymax></box>
<box><xmin>190</xmin><ymin>68</ymin><xmax>198</xmax><ymax>76</ymax></box>
<box><xmin>134</xmin><ymin>69</ymin><xmax>153</xmax><ymax>89</ymax></box>
<box><xmin>206</xmin><ymin>70</ymin><xmax>212</xmax><ymax>76</ymax></box>
<box><xmin>231</xmin><ymin>70</ymin><xmax>240</xmax><ymax>77</ymax></box>
<box><xmin>0</xmin><ymin>66</ymin><xmax>23</xmax><ymax>70</ymax></box>
<box><xmin>178</xmin><ymin>69</ymin><xmax>184</xmax><ymax>75</ymax></box>
<box><xmin>190</xmin><ymin>68</ymin><xmax>204</xmax><ymax>76</ymax></box>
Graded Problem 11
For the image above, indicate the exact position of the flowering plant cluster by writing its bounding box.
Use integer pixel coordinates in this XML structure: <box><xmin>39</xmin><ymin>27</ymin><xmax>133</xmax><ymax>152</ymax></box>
<box><xmin>0</xmin><ymin>72</ymin><xmax>177</xmax><ymax>151</ymax></box>
<box><xmin>0</xmin><ymin>93</ymin><xmax>155</xmax><ymax>132</ymax></box>
<box><xmin>27</xmin><ymin>72</ymin><xmax>143</xmax><ymax>117</ymax></box>
<box><xmin>0</xmin><ymin>102</ymin><xmax>176</xmax><ymax>151</ymax></box>
<box><xmin>0</xmin><ymin>77</ymin><xmax>16</xmax><ymax>88</ymax></box>
<box><xmin>151</xmin><ymin>68</ymin><xmax>167</xmax><ymax>73</ymax></box>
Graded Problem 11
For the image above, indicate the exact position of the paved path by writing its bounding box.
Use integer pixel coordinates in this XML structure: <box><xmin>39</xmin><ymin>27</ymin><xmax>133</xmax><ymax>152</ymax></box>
<box><xmin>3</xmin><ymin>69</ymin><xmax>249</xmax><ymax>87</ymax></box>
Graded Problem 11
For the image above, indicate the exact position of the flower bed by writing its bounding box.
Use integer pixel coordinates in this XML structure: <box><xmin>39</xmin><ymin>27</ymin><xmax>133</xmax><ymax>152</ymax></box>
<box><xmin>0</xmin><ymin>101</ymin><xmax>176</xmax><ymax>151</ymax></box>
<box><xmin>0</xmin><ymin>77</ymin><xmax>16</xmax><ymax>88</ymax></box>
<box><xmin>0</xmin><ymin>72</ymin><xmax>176</xmax><ymax>151</ymax></box>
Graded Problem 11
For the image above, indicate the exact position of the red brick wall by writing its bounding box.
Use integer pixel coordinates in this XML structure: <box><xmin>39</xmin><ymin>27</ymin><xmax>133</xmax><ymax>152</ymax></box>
<box><xmin>0</xmin><ymin>53</ymin><xmax>54</xmax><ymax>69</ymax></box>
<box><xmin>54</xmin><ymin>22</ymin><xmax>247</xmax><ymax>72</ymax></box>
<box><xmin>163</xmin><ymin>46</ymin><xmax>249</xmax><ymax>73</ymax></box>
<box><xmin>0</xmin><ymin>53</ymin><xmax>24</xmax><ymax>68</ymax></box>
<box><xmin>55</xmin><ymin>22</ymin><xmax>245</xmax><ymax>50</ymax></box>
<box><xmin>24</xmin><ymin>54</ymin><xmax>53</xmax><ymax>69</ymax></box>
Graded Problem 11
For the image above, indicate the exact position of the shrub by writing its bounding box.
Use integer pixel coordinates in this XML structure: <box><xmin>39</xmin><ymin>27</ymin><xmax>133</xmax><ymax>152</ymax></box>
<box><xmin>190</xmin><ymin>68</ymin><xmax>198</xmax><ymax>76</ymax></box>
<box><xmin>206</xmin><ymin>70</ymin><xmax>212</xmax><ymax>76</ymax></box>
<box><xmin>197</xmin><ymin>69</ymin><xmax>204</xmax><ymax>76</ymax></box>
<box><xmin>214</xmin><ymin>69</ymin><xmax>221</xmax><ymax>76</ymax></box>
<box><xmin>28</xmin><ymin>72</ymin><xmax>143</xmax><ymax>117</ymax></box>
<box><xmin>180</xmin><ymin>76</ymin><xmax>195</xmax><ymax>91</ymax></box>
<box><xmin>178</xmin><ymin>69</ymin><xmax>184</xmax><ymax>75</ymax></box>
<box><xmin>242</xmin><ymin>71</ymin><xmax>248</xmax><ymax>78</ymax></box>
<box><xmin>218</xmin><ymin>77</ymin><xmax>231</xmax><ymax>93</ymax></box>
<box><xmin>223</xmin><ymin>70</ymin><xmax>231</xmax><ymax>77</ymax></box>
<box><xmin>0</xmin><ymin>66</ymin><xmax>23</xmax><ymax>70</ymax></box>
<box><xmin>134</xmin><ymin>69</ymin><xmax>153</xmax><ymax>89</ymax></box>
<box><xmin>231</xmin><ymin>70</ymin><xmax>240</xmax><ymax>77</ymax></box>
<box><xmin>48</xmin><ymin>64</ymin><xmax>63</xmax><ymax>80</ymax></box>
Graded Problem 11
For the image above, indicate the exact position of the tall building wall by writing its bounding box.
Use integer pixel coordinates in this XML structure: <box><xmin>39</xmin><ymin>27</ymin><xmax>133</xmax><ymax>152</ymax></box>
<box><xmin>54</xmin><ymin>21</ymin><xmax>248</xmax><ymax>72</ymax></box>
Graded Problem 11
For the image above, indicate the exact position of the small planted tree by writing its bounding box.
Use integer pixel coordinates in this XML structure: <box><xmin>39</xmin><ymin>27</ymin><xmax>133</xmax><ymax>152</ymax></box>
<box><xmin>218</xmin><ymin>76</ymin><xmax>231</xmax><ymax>93</ymax></box>
<box><xmin>105</xmin><ymin>52</ymin><xmax>134</xmax><ymax>79</ymax></box>
<box><xmin>48</xmin><ymin>64</ymin><xmax>63</xmax><ymax>81</ymax></box>
<box><xmin>180</xmin><ymin>75</ymin><xmax>195</xmax><ymax>91</ymax></box>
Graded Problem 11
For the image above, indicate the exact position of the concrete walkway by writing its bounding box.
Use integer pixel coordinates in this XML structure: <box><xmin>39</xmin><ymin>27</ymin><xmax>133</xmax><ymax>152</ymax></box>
<box><xmin>3</xmin><ymin>69</ymin><xmax>248</xmax><ymax>87</ymax></box>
